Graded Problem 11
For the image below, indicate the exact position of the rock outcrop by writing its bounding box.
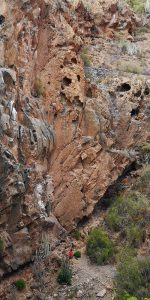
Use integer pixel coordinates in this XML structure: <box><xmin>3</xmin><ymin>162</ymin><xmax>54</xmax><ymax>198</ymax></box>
<box><xmin>0</xmin><ymin>0</ymin><xmax>149</xmax><ymax>279</ymax></box>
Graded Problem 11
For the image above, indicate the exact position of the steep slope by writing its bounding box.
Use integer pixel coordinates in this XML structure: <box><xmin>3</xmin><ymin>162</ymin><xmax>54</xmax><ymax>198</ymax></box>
<box><xmin>0</xmin><ymin>0</ymin><xmax>149</xmax><ymax>283</ymax></box>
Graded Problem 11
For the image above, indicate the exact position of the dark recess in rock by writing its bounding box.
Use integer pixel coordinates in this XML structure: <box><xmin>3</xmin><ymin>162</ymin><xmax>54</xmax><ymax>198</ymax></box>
<box><xmin>131</xmin><ymin>107</ymin><xmax>140</xmax><ymax>117</ymax></box>
<box><xmin>0</xmin><ymin>15</ymin><xmax>5</xmax><ymax>25</ymax></box>
<box><xmin>117</xmin><ymin>83</ymin><xmax>131</xmax><ymax>92</ymax></box>
<box><xmin>144</xmin><ymin>87</ymin><xmax>149</xmax><ymax>95</ymax></box>
<box><xmin>62</xmin><ymin>77</ymin><xmax>72</xmax><ymax>86</ymax></box>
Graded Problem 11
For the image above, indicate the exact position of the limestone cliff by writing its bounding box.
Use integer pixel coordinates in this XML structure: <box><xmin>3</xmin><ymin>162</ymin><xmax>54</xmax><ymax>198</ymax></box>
<box><xmin>0</xmin><ymin>0</ymin><xmax>149</xmax><ymax>279</ymax></box>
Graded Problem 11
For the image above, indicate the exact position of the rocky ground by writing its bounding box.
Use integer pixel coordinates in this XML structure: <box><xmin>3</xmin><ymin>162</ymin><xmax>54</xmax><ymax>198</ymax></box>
<box><xmin>54</xmin><ymin>252</ymin><xmax>115</xmax><ymax>300</ymax></box>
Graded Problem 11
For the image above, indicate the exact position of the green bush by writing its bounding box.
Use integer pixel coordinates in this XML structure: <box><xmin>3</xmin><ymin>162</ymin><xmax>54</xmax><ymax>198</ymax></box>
<box><xmin>141</xmin><ymin>143</ymin><xmax>150</xmax><ymax>153</ymax></box>
<box><xmin>126</xmin><ymin>225</ymin><xmax>143</xmax><ymax>247</ymax></box>
<box><xmin>115</xmin><ymin>256</ymin><xmax>150</xmax><ymax>299</ymax></box>
<box><xmin>15</xmin><ymin>279</ymin><xmax>26</xmax><ymax>291</ymax></box>
<box><xmin>106</xmin><ymin>206</ymin><xmax>121</xmax><ymax>231</ymax></box>
<box><xmin>80</xmin><ymin>48</ymin><xmax>91</xmax><ymax>66</ymax></box>
<box><xmin>86</xmin><ymin>228</ymin><xmax>113</xmax><ymax>264</ymax></box>
<box><xmin>122</xmin><ymin>293</ymin><xmax>138</xmax><ymax>300</ymax></box>
<box><xmin>106</xmin><ymin>192</ymin><xmax>150</xmax><ymax>248</ymax></box>
<box><xmin>0</xmin><ymin>239</ymin><xmax>5</xmax><ymax>254</ymax></box>
<box><xmin>57</xmin><ymin>259</ymin><xmax>72</xmax><ymax>285</ymax></box>
<box><xmin>134</xmin><ymin>165</ymin><xmax>150</xmax><ymax>196</ymax></box>
<box><xmin>74</xmin><ymin>251</ymin><xmax>81</xmax><ymax>258</ymax></box>
<box><xmin>73</xmin><ymin>230</ymin><xmax>81</xmax><ymax>241</ymax></box>
<box><xmin>126</xmin><ymin>0</ymin><xmax>146</xmax><ymax>14</ymax></box>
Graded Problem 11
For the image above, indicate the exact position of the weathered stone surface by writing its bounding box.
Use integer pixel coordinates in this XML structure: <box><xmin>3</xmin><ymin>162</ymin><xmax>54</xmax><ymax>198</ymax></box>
<box><xmin>0</xmin><ymin>0</ymin><xmax>149</xmax><ymax>284</ymax></box>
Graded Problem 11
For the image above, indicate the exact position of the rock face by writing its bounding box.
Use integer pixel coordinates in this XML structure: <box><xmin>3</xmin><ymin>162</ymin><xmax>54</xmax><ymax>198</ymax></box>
<box><xmin>0</xmin><ymin>0</ymin><xmax>149</xmax><ymax>278</ymax></box>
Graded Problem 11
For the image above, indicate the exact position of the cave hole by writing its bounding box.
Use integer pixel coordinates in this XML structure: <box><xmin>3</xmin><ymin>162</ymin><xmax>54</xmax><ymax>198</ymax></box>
<box><xmin>60</xmin><ymin>65</ymin><xmax>64</xmax><ymax>69</ymax></box>
<box><xmin>91</xmin><ymin>25</ymin><xmax>99</xmax><ymax>34</ymax></box>
<box><xmin>77</xmin><ymin>75</ymin><xmax>80</xmax><ymax>82</ymax></box>
<box><xmin>47</xmin><ymin>81</ymin><xmax>50</xmax><ymax>85</ymax></box>
<box><xmin>134</xmin><ymin>90</ymin><xmax>141</xmax><ymax>97</ymax></box>
<box><xmin>32</xmin><ymin>130</ymin><xmax>37</xmax><ymax>142</ymax></box>
<box><xmin>71</xmin><ymin>57</ymin><xmax>77</xmax><ymax>64</ymax></box>
<box><xmin>117</xmin><ymin>83</ymin><xmax>131</xmax><ymax>92</ymax></box>
<box><xmin>131</xmin><ymin>107</ymin><xmax>140</xmax><ymax>117</ymax></box>
<box><xmin>2</xmin><ymin>71</ymin><xmax>15</xmax><ymax>87</ymax></box>
<box><xmin>62</xmin><ymin>77</ymin><xmax>72</xmax><ymax>86</ymax></box>
<box><xmin>86</xmin><ymin>87</ymin><xmax>92</xmax><ymax>98</ymax></box>
<box><xmin>74</xmin><ymin>95</ymin><xmax>83</xmax><ymax>107</ymax></box>
<box><xmin>0</xmin><ymin>15</ymin><xmax>5</xmax><ymax>25</ymax></box>
<box><xmin>144</xmin><ymin>87</ymin><xmax>149</xmax><ymax>96</ymax></box>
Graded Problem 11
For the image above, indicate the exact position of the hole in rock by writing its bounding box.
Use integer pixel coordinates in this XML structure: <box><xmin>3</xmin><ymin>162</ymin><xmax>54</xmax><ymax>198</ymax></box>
<box><xmin>60</xmin><ymin>65</ymin><xmax>64</xmax><ymax>69</ymax></box>
<box><xmin>74</xmin><ymin>96</ymin><xmax>83</xmax><ymax>107</ymax></box>
<box><xmin>62</xmin><ymin>77</ymin><xmax>72</xmax><ymax>86</ymax></box>
<box><xmin>131</xmin><ymin>107</ymin><xmax>140</xmax><ymax>117</ymax></box>
<box><xmin>77</xmin><ymin>75</ymin><xmax>80</xmax><ymax>82</ymax></box>
<box><xmin>134</xmin><ymin>90</ymin><xmax>141</xmax><ymax>97</ymax></box>
<box><xmin>117</xmin><ymin>83</ymin><xmax>131</xmax><ymax>92</ymax></box>
<box><xmin>0</xmin><ymin>15</ymin><xmax>5</xmax><ymax>25</ymax></box>
<box><xmin>47</xmin><ymin>81</ymin><xmax>50</xmax><ymax>85</ymax></box>
<box><xmin>3</xmin><ymin>71</ymin><xmax>15</xmax><ymax>87</ymax></box>
<box><xmin>71</xmin><ymin>57</ymin><xmax>77</xmax><ymax>64</ymax></box>
<box><xmin>144</xmin><ymin>87</ymin><xmax>149</xmax><ymax>95</ymax></box>
<box><xmin>86</xmin><ymin>87</ymin><xmax>92</xmax><ymax>98</ymax></box>
<box><xmin>91</xmin><ymin>25</ymin><xmax>99</xmax><ymax>34</ymax></box>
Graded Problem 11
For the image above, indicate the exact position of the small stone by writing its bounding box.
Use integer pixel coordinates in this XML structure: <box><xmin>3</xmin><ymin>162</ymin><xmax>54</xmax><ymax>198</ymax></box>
<box><xmin>26</xmin><ymin>292</ymin><xmax>33</xmax><ymax>299</ymax></box>
<box><xmin>97</xmin><ymin>288</ymin><xmax>107</xmax><ymax>297</ymax></box>
<box><xmin>76</xmin><ymin>290</ymin><xmax>83</xmax><ymax>298</ymax></box>
<box><xmin>53</xmin><ymin>294</ymin><xmax>58</xmax><ymax>297</ymax></box>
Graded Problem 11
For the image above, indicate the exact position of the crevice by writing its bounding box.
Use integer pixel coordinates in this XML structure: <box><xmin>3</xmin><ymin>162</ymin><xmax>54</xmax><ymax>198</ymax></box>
<box><xmin>94</xmin><ymin>161</ymin><xmax>137</xmax><ymax>210</ymax></box>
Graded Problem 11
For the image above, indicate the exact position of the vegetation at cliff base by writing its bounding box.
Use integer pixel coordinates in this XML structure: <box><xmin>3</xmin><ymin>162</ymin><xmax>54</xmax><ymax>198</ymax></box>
<box><xmin>73</xmin><ymin>230</ymin><xmax>81</xmax><ymax>241</ymax></box>
<box><xmin>115</xmin><ymin>254</ymin><xmax>150</xmax><ymax>299</ymax></box>
<box><xmin>126</xmin><ymin>0</ymin><xmax>146</xmax><ymax>14</ymax></box>
<box><xmin>57</xmin><ymin>259</ymin><xmax>72</xmax><ymax>285</ymax></box>
<box><xmin>106</xmin><ymin>191</ymin><xmax>149</xmax><ymax>247</ymax></box>
<box><xmin>15</xmin><ymin>279</ymin><xmax>26</xmax><ymax>291</ymax></box>
<box><xmin>86</xmin><ymin>228</ymin><xmax>113</xmax><ymax>264</ymax></box>
<box><xmin>74</xmin><ymin>250</ymin><xmax>81</xmax><ymax>258</ymax></box>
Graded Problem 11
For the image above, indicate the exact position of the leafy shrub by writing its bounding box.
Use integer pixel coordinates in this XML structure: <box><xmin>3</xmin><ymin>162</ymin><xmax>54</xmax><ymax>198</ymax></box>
<box><xmin>74</xmin><ymin>251</ymin><xmax>81</xmax><ymax>258</ymax></box>
<box><xmin>115</xmin><ymin>256</ymin><xmax>150</xmax><ymax>299</ymax></box>
<box><xmin>0</xmin><ymin>239</ymin><xmax>5</xmax><ymax>254</ymax></box>
<box><xmin>126</xmin><ymin>0</ymin><xmax>146</xmax><ymax>14</ymax></box>
<box><xmin>73</xmin><ymin>230</ymin><xmax>81</xmax><ymax>241</ymax></box>
<box><xmin>106</xmin><ymin>193</ymin><xmax>149</xmax><ymax>230</ymax></box>
<box><xmin>34</xmin><ymin>78</ymin><xmax>45</xmax><ymax>97</ymax></box>
<box><xmin>140</xmin><ymin>143</ymin><xmax>150</xmax><ymax>164</ymax></box>
<box><xmin>57</xmin><ymin>259</ymin><xmax>72</xmax><ymax>285</ymax></box>
<box><xmin>134</xmin><ymin>165</ymin><xmax>150</xmax><ymax>196</ymax></box>
<box><xmin>122</xmin><ymin>293</ymin><xmax>138</xmax><ymax>300</ymax></box>
<box><xmin>86</xmin><ymin>228</ymin><xmax>113</xmax><ymax>264</ymax></box>
<box><xmin>119</xmin><ymin>40</ymin><xmax>141</xmax><ymax>56</ymax></box>
<box><xmin>15</xmin><ymin>279</ymin><xmax>26</xmax><ymax>291</ymax></box>
<box><xmin>126</xmin><ymin>225</ymin><xmax>143</xmax><ymax>247</ymax></box>
<box><xmin>80</xmin><ymin>48</ymin><xmax>91</xmax><ymax>66</ymax></box>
